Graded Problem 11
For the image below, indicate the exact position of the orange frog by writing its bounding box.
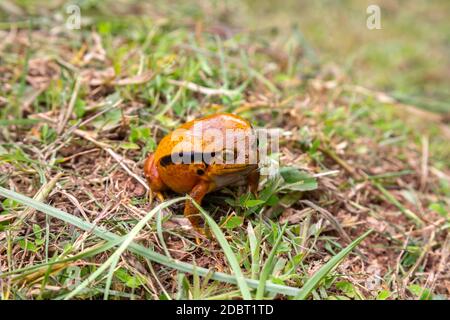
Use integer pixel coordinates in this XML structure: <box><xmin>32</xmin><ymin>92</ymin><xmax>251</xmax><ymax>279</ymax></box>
<box><xmin>144</xmin><ymin>113</ymin><xmax>260</xmax><ymax>235</ymax></box>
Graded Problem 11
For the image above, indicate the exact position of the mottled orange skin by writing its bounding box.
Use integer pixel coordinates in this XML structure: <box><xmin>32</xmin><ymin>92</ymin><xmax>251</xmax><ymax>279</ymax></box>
<box><xmin>144</xmin><ymin>113</ymin><xmax>259</xmax><ymax>234</ymax></box>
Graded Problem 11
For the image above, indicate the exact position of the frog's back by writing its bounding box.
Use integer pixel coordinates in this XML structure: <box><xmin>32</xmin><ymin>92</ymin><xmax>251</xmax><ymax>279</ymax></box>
<box><xmin>155</xmin><ymin>113</ymin><xmax>252</xmax><ymax>158</ymax></box>
<box><xmin>180</xmin><ymin>113</ymin><xmax>252</xmax><ymax>132</ymax></box>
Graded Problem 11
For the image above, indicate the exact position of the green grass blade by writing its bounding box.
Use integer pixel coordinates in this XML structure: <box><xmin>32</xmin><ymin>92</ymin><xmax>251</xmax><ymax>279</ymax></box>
<box><xmin>156</xmin><ymin>210</ymin><xmax>172</xmax><ymax>258</ymax></box>
<box><xmin>103</xmin><ymin>254</ymin><xmax>120</xmax><ymax>300</ymax></box>
<box><xmin>256</xmin><ymin>223</ymin><xmax>287</xmax><ymax>299</ymax></box>
<box><xmin>191</xmin><ymin>197</ymin><xmax>252</xmax><ymax>300</ymax></box>
<box><xmin>63</xmin><ymin>196</ymin><xmax>186</xmax><ymax>300</ymax></box>
<box><xmin>247</xmin><ymin>222</ymin><xmax>260</xmax><ymax>279</ymax></box>
<box><xmin>0</xmin><ymin>186</ymin><xmax>301</xmax><ymax>297</ymax></box>
<box><xmin>0</xmin><ymin>238</ymin><xmax>122</xmax><ymax>279</ymax></box>
<box><xmin>373</xmin><ymin>181</ymin><xmax>424</xmax><ymax>226</ymax></box>
<box><xmin>295</xmin><ymin>229</ymin><xmax>373</xmax><ymax>300</ymax></box>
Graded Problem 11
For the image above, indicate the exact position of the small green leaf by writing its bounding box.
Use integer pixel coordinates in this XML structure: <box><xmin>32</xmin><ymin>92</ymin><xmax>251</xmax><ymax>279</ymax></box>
<box><xmin>155</xmin><ymin>114</ymin><xmax>178</xmax><ymax>127</ymax></box>
<box><xmin>40</xmin><ymin>124</ymin><xmax>57</xmax><ymax>143</ymax></box>
<box><xmin>335</xmin><ymin>281</ymin><xmax>356</xmax><ymax>298</ymax></box>
<box><xmin>159</xmin><ymin>293</ymin><xmax>170</xmax><ymax>300</ymax></box>
<box><xmin>224</xmin><ymin>216</ymin><xmax>244</xmax><ymax>229</ymax></box>
<box><xmin>33</xmin><ymin>224</ymin><xmax>42</xmax><ymax>239</ymax></box>
<box><xmin>265</xmin><ymin>195</ymin><xmax>279</xmax><ymax>206</ymax></box>
<box><xmin>308</xmin><ymin>139</ymin><xmax>321</xmax><ymax>155</ymax></box>
<box><xmin>145</xmin><ymin>138</ymin><xmax>157</xmax><ymax>151</ymax></box>
<box><xmin>279</xmin><ymin>192</ymin><xmax>302</xmax><ymax>206</ymax></box>
<box><xmin>428</xmin><ymin>203</ymin><xmax>447</xmax><ymax>217</ymax></box>
<box><xmin>119</xmin><ymin>142</ymin><xmax>140</xmax><ymax>150</ymax></box>
<box><xmin>279</xmin><ymin>167</ymin><xmax>317</xmax><ymax>191</ymax></box>
<box><xmin>244</xmin><ymin>199</ymin><xmax>265</xmax><ymax>208</ymax></box>
<box><xmin>2</xmin><ymin>198</ymin><xmax>18</xmax><ymax>209</ymax></box>
<box><xmin>408</xmin><ymin>284</ymin><xmax>432</xmax><ymax>300</ymax></box>
<box><xmin>18</xmin><ymin>239</ymin><xmax>38</xmax><ymax>253</ymax></box>
<box><xmin>126</xmin><ymin>276</ymin><xmax>144</xmax><ymax>288</ymax></box>
<box><xmin>129</xmin><ymin>127</ymin><xmax>150</xmax><ymax>143</ymax></box>
<box><xmin>98</xmin><ymin>21</ymin><xmax>112</xmax><ymax>35</ymax></box>
<box><xmin>111</xmin><ymin>268</ymin><xmax>128</xmax><ymax>282</ymax></box>
<box><xmin>74</xmin><ymin>98</ymin><xmax>86</xmax><ymax>118</ymax></box>
<box><xmin>376</xmin><ymin>289</ymin><xmax>391</xmax><ymax>300</ymax></box>
<box><xmin>93</xmin><ymin>109</ymin><xmax>122</xmax><ymax>131</ymax></box>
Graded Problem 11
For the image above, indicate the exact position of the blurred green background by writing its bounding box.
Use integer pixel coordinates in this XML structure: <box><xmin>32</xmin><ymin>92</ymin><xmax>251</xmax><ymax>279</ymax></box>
<box><xmin>242</xmin><ymin>0</ymin><xmax>450</xmax><ymax>113</ymax></box>
<box><xmin>1</xmin><ymin>0</ymin><xmax>449</xmax><ymax>113</ymax></box>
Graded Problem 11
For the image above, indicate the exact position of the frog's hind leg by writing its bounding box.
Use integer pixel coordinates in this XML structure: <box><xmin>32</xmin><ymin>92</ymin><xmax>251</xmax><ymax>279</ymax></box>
<box><xmin>184</xmin><ymin>180</ymin><xmax>211</xmax><ymax>236</ymax></box>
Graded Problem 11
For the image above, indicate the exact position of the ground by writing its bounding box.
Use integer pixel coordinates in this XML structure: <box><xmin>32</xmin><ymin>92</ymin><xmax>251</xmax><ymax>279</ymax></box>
<box><xmin>0</xmin><ymin>1</ymin><xmax>449</xmax><ymax>300</ymax></box>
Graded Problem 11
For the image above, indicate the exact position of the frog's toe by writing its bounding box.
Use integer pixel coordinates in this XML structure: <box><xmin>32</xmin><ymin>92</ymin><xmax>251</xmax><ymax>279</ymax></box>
<box><xmin>155</xmin><ymin>191</ymin><xmax>165</xmax><ymax>202</ymax></box>
<box><xmin>148</xmin><ymin>190</ymin><xmax>165</xmax><ymax>205</ymax></box>
<box><xmin>193</xmin><ymin>227</ymin><xmax>212</xmax><ymax>244</ymax></box>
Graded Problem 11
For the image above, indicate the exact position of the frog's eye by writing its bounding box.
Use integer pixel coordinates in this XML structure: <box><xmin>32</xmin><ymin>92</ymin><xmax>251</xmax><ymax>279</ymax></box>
<box><xmin>159</xmin><ymin>155</ymin><xmax>174</xmax><ymax>167</ymax></box>
<box><xmin>222</xmin><ymin>149</ymin><xmax>238</xmax><ymax>162</ymax></box>
<box><xmin>206</xmin><ymin>151</ymin><xmax>217</xmax><ymax>161</ymax></box>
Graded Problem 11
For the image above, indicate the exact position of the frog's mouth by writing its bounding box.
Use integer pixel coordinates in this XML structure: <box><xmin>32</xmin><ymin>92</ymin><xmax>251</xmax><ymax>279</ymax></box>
<box><xmin>211</xmin><ymin>164</ymin><xmax>258</xmax><ymax>189</ymax></box>
<box><xmin>217</xmin><ymin>164</ymin><xmax>257</xmax><ymax>174</ymax></box>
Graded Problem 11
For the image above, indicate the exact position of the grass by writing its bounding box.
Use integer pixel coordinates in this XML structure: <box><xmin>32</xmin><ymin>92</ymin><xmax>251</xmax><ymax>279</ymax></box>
<box><xmin>0</xmin><ymin>0</ymin><xmax>449</xmax><ymax>300</ymax></box>
<box><xmin>243</xmin><ymin>0</ymin><xmax>450</xmax><ymax>113</ymax></box>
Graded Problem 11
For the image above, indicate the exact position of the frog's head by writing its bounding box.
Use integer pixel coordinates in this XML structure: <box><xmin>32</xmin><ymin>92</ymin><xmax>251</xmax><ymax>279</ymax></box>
<box><xmin>161</xmin><ymin>123</ymin><xmax>259</xmax><ymax>189</ymax></box>
<box><xmin>155</xmin><ymin>147</ymin><xmax>258</xmax><ymax>190</ymax></box>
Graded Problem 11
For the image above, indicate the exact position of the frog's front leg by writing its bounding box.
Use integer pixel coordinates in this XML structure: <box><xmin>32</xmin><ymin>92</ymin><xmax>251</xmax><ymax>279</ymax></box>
<box><xmin>184</xmin><ymin>180</ymin><xmax>211</xmax><ymax>235</ymax></box>
<box><xmin>247</xmin><ymin>170</ymin><xmax>260</xmax><ymax>196</ymax></box>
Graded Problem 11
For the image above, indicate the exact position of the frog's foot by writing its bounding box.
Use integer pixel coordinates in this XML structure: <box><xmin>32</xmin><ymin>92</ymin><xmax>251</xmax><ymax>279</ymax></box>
<box><xmin>155</xmin><ymin>191</ymin><xmax>165</xmax><ymax>202</ymax></box>
<box><xmin>193</xmin><ymin>227</ymin><xmax>212</xmax><ymax>245</ymax></box>
<box><xmin>188</xmin><ymin>218</ymin><xmax>213</xmax><ymax>244</ymax></box>
<box><xmin>194</xmin><ymin>225</ymin><xmax>212</xmax><ymax>239</ymax></box>
<box><xmin>148</xmin><ymin>190</ymin><xmax>165</xmax><ymax>206</ymax></box>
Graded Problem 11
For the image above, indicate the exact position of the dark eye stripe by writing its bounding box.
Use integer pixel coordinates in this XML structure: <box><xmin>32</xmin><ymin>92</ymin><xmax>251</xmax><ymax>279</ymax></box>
<box><xmin>159</xmin><ymin>152</ymin><xmax>208</xmax><ymax>167</ymax></box>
